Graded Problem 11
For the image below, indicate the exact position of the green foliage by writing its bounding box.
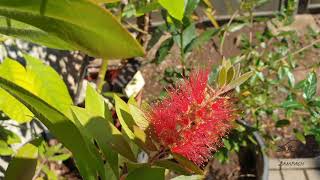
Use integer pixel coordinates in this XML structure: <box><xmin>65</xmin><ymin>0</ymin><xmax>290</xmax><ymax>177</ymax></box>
<box><xmin>126</xmin><ymin>167</ymin><xmax>165</xmax><ymax>180</ymax></box>
<box><xmin>0</xmin><ymin>56</ymin><xmax>72</xmax><ymax>123</ymax></box>
<box><xmin>0</xmin><ymin>75</ymin><xmax>105</xmax><ymax>179</ymax></box>
<box><xmin>5</xmin><ymin>139</ymin><xmax>42</xmax><ymax>180</ymax></box>
<box><xmin>158</xmin><ymin>0</ymin><xmax>185</xmax><ymax>21</ymax></box>
<box><xmin>0</xmin><ymin>0</ymin><xmax>144</xmax><ymax>59</ymax></box>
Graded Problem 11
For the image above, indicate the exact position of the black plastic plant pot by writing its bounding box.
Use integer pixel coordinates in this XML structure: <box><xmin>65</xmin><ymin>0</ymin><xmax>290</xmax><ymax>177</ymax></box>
<box><xmin>237</xmin><ymin>119</ymin><xmax>269</xmax><ymax>180</ymax></box>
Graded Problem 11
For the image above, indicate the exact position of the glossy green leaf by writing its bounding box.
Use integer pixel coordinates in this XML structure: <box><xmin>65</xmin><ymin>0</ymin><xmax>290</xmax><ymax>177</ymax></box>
<box><xmin>114</xmin><ymin>95</ymin><xmax>156</xmax><ymax>152</ymax></box>
<box><xmin>0</xmin><ymin>56</ymin><xmax>73</xmax><ymax>122</ymax></box>
<box><xmin>284</xmin><ymin>67</ymin><xmax>295</xmax><ymax>88</ymax></box>
<box><xmin>223</xmin><ymin>71</ymin><xmax>253</xmax><ymax>92</ymax></box>
<box><xmin>0</xmin><ymin>17</ymin><xmax>75</xmax><ymax>50</ymax></box>
<box><xmin>126</xmin><ymin>167</ymin><xmax>165</xmax><ymax>180</ymax></box>
<box><xmin>72</xmin><ymin>106</ymin><xmax>136</xmax><ymax>162</ymax></box>
<box><xmin>0</xmin><ymin>77</ymin><xmax>105</xmax><ymax>180</ymax></box>
<box><xmin>0</xmin><ymin>0</ymin><xmax>144</xmax><ymax>59</ymax></box>
<box><xmin>155</xmin><ymin>38</ymin><xmax>174</xmax><ymax>64</ymax></box>
<box><xmin>0</xmin><ymin>88</ymin><xmax>33</xmax><ymax>123</ymax></box>
<box><xmin>281</xmin><ymin>100</ymin><xmax>303</xmax><ymax>109</ymax></box>
<box><xmin>0</xmin><ymin>140</ymin><xmax>14</xmax><ymax>156</ymax></box>
<box><xmin>173</xmin><ymin>154</ymin><xmax>204</xmax><ymax>175</ymax></box>
<box><xmin>4</xmin><ymin>139</ymin><xmax>41</xmax><ymax>180</ymax></box>
<box><xmin>218</xmin><ymin>67</ymin><xmax>227</xmax><ymax>87</ymax></box>
<box><xmin>154</xmin><ymin>159</ymin><xmax>192</xmax><ymax>175</ymax></box>
<box><xmin>303</xmin><ymin>71</ymin><xmax>317</xmax><ymax>101</ymax></box>
<box><xmin>184</xmin><ymin>0</ymin><xmax>200</xmax><ymax>17</ymax></box>
<box><xmin>128</xmin><ymin>104</ymin><xmax>149</xmax><ymax>131</ymax></box>
<box><xmin>184</xmin><ymin>28</ymin><xmax>219</xmax><ymax>53</ymax></box>
<box><xmin>226</xmin><ymin>66</ymin><xmax>235</xmax><ymax>83</ymax></box>
<box><xmin>114</xmin><ymin>95</ymin><xmax>136</xmax><ymax>139</ymax></box>
<box><xmin>159</xmin><ymin>0</ymin><xmax>185</xmax><ymax>21</ymax></box>
<box><xmin>182</xmin><ymin>23</ymin><xmax>197</xmax><ymax>49</ymax></box>
<box><xmin>85</xmin><ymin>84</ymin><xmax>105</xmax><ymax>118</ymax></box>
<box><xmin>42</xmin><ymin>165</ymin><xmax>58</xmax><ymax>180</ymax></box>
<box><xmin>0</xmin><ymin>127</ymin><xmax>21</xmax><ymax>145</ymax></box>
<box><xmin>136</xmin><ymin>2</ymin><xmax>161</xmax><ymax>16</ymax></box>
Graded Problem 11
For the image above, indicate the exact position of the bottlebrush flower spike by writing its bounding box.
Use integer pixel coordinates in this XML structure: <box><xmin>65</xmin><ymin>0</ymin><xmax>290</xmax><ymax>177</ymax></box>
<box><xmin>149</xmin><ymin>69</ymin><xmax>236</xmax><ymax>165</ymax></box>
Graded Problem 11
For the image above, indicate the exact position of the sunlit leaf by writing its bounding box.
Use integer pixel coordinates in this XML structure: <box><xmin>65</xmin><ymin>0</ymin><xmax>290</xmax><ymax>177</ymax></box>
<box><xmin>159</xmin><ymin>0</ymin><xmax>185</xmax><ymax>21</ymax></box>
<box><xmin>0</xmin><ymin>56</ymin><xmax>72</xmax><ymax>123</ymax></box>
<box><xmin>0</xmin><ymin>0</ymin><xmax>144</xmax><ymax>59</ymax></box>
<box><xmin>223</xmin><ymin>71</ymin><xmax>253</xmax><ymax>92</ymax></box>
<box><xmin>303</xmin><ymin>71</ymin><xmax>317</xmax><ymax>101</ymax></box>
<box><xmin>173</xmin><ymin>154</ymin><xmax>203</xmax><ymax>175</ymax></box>
<box><xmin>0</xmin><ymin>77</ymin><xmax>105</xmax><ymax>180</ymax></box>
<box><xmin>5</xmin><ymin>139</ymin><xmax>41</xmax><ymax>180</ymax></box>
<box><xmin>126</xmin><ymin>166</ymin><xmax>165</xmax><ymax>180</ymax></box>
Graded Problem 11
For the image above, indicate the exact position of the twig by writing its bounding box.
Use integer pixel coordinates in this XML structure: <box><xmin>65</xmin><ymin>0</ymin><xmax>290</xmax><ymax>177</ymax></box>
<box><xmin>143</xmin><ymin>33</ymin><xmax>172</xmax><ymax>62</ymax></box>
<box><xmin>275</xmin><ymin>38</ymin><xmax>320</xmax><ymax>64</ymax></box>
<box><xmin>219</xmin><ymin>10</ymin><xmax>239</xmax><ymax>55</ymax></box>
<box><xmin>96</xmin><ymin>59</ymin><xmax>109</xmax><ymax>93</ymax></box>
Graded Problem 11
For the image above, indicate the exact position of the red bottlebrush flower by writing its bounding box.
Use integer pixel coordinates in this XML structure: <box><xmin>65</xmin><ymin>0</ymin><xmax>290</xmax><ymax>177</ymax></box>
<box><xmin>149</xmin><ymin>69</ymin><xmax>236</xmax><ymax>165</ymax></box>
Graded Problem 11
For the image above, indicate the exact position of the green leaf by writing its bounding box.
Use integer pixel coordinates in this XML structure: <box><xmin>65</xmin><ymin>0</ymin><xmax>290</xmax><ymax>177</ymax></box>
<box><xmin>284</xmin><ymin>67</ymin><xmax>295</xmax><ymax>88</ymax></box>
<box><xmin>275</xmin><ymin>119</ymin><xmax>290</xmax><ymax>128</ymax></box>
<box><xmin>3</xmin><ymin>56</ymin><xmax>73</xmax><ymax>109</ymax></box>
<box><xmin>184</xmin><ymin>28</ymin><xmax>219</xmax><ymax>53</ymax></box>
<box><xmin>136</xmin><ymin>2</ymin><xmax>161</xmax><ymax>16</ymax></box>
<box><xmin>0</xmin><ymin>140</ymin><xmax>14</xmax><ymax>156</ymax></box>
<box><xmin>85</xmin><ymin>84</ymin><xmax>105</xmax><ymax>118</ymax></box>
<box><xmin>48</xmin><ymin>153</ymin><xmax>71</xmax><ymax>162</ymax></box>
<box><xmin>0</xmin><ymin>17</ymin><xmax>75</xmax><ymax>50</ymax></box>
<box><xmin>171</xmin><ymin>175</ymin><xmax>204</xmax><ymax>180</ymax></box>
<box><xmin>294</xmin><ymin>130</ymin><xmax>306</xmax><ymax>144</ymax></box>
<box><xmin>126</xmin><ymin>167</ymin><xmax>165</xmax><ymax>180</ymax></box>
<box><xmin>0</xmin><ymin>88</ymin><xmax>33</xmax><ymax>123</ymax></box>
<box><xmin>72</xmin><ymin>106</ymin><xmax>136</xmax><ymax>162</ymax></box>
<box><xmin>159</xmin><ymin>0</ymin><xmax>185</xmax><ymax>21</ymax></box>
<box><xmin>4</xmin><ymin>139</ymin><xmax>41</xmax><ymax>180</ymax></box>
<box><xmin>128</xmin><ymin>104</ymin><xmax>149</xmax><ymax>131</ymax></box>
<box><xmin>176</xmin><ymin>23</ymin><xmax>196</xmax><ymax>49</ymax></box>
<box><xmin>184</xmin><ymin>0</ymin><xmax>200</xmax><ymax>17</ymax></box>
<box><xmin>0</xmin><ymin>56</ymin><xmax>73</xmax><ymax>122</ymax></box>
<box><xmin>281</xmin><ymin>100</ymin><xmax>303</xmax><ymax>109</ymax></box>
<box><xmin>173</xmin><ymin>154</ymin><xmax>204</xmax><ymax>175</ymax></box>
<box><xmin>154</xmin><ymin>159</ymin><xmax>192</xmax><ymax>175</ymax></box>
<box><xmin>0</xmin><ymin>77</ymin><xmax>105</xmax><ymax>180</ymax></box>
<box><xmin>0</xmin><ymin>0</ymin><xmax>144</xmax><ymax>59</ymax></box>
<box><xmin>0</xmin><ymin>127</ymin><xmax>21</xmax><ymax>145</ymax></box>
<box><xmin>223</xmin><ymin>71</ymin><xmax>253</xmax><ymax>92</ymax></box>
<box><xmin>114</xmin><ymin>95</ymin><xmax>156</xmax><ymax>152</ymax></box>
<box><xmin>303</xmin><ymin>71</ymin><xmax>317</xmax><ymax>101</ymax></box>
<box><xmin>218</xmin><ymin>67</ymin><xmax>227</xmax><ymax>87</ymax></box>
<box><xmin>122</xmin><ymin>4</ymin><xmax>136</xmax><ymax>18</ymax></box>
<box><xmin>114</xmin><ymin>95</ymin><xmax>137</xmax><ymax>139</ymax></box>
<box><xmin>155</xmin><ymin>38</ymin><xmax>174</xmax><ymax>64</ymax></box>
<box><xmin>226</xmin><ymin>66</ymin><xmax>235</xmax><ymax>83</ymax></box>
<box><xmin>222</xmin><ymin>138</ymin><xmax>231</xmax><ymax>150</ymax></box>
<box><xmin>42</xmin><ymin>165</ymin><xmax>58</xmax><ymax>180</ymax></box>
